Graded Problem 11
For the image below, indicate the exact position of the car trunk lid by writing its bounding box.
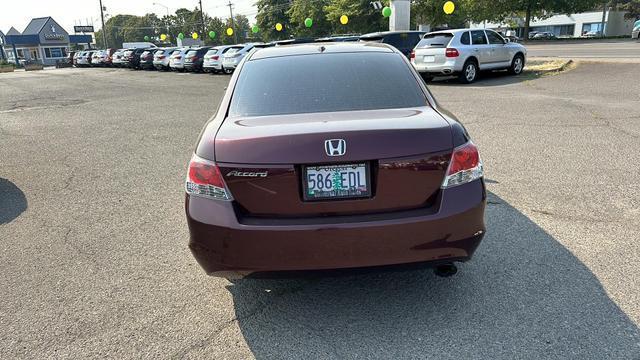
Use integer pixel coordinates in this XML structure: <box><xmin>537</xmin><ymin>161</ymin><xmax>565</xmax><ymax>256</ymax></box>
<box><xmin>215</xmin><ymin>107</ymin><xmax>453</xmax><ymax>217</ymax></box>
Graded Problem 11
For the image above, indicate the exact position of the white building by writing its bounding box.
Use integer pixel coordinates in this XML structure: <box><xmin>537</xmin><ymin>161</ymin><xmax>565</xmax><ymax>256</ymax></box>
<box><xmin>471</xmin><ymin>10</ymin><xmax>636</xmax><ymax>38</ymax></box>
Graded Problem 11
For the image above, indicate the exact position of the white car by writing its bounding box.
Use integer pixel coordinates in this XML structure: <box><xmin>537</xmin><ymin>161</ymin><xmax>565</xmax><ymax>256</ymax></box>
<box><xmin>203</xmin><ymin>45</ymin><xmax>242</xmax><ymax>73</ymax></box>
<box><xmin>112</xmin><ymin>49</ymin><xmax>126</xmax><ymax>67</ymax></box>
<box><xmin>221</xmin><ymin>43</ymin><xmax>256</xmax><ymax>73</ymax></box>
<box><xmin>633</xmin><ymin>20</ymin><xmax>640</xmax><ymax>39</ymax></box>
<box><xmin>411</xmin><ymin>28</ymin><xmax>527</xmax><ymax>83</ymax></box>
<box><xmin>153</xmin><ymin>47</ymin><xmax>177</xmax><ymax>70</ymax></box>
<box><xmin>92</xmin><ymin>50</ymin><xmax>105</xmax><ymax>66</ymax></box>
<box><xmin>169</xmin><ymin>48</ymin><xmax>190</xmax><ymax>71</ymax></box>
<box><xmin>76</xmin><ymin>51</ymin><xmax>93</xmax><ymax>67</ymax></box>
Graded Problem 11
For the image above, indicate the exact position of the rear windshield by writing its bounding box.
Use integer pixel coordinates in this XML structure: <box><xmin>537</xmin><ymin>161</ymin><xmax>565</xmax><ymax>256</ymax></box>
<box><xmin>359</xmin><ymin>36</ymin><xmax>383</xmax><ymax>43</ymax></box>
<box><xmin>417</xmin><ymin>33</ymin><xmax>453</xmax><ymax>48</ymax></box>
<box><xmin>228</xmin><ymin>52</ymin><xmax>426</xmax><ymax>117</ymax></box>
<box><xmin>170</xmin><ymin>50</ymin><xmax>180</xmax><ymax>56</ymax></box>
<box><xmin>185</xmin><ymin>50</ymin><xmax>197</xmax><ymax>57</ymax></box>
<box><xmin>223</xmin><ymin>47</ymin><xmax>242</xmax><ymax>53</ymax></box>
<box><xmin>206</xmin><ymin>49</ymin><xmax>218</xmax><ymax>55</ymax></box>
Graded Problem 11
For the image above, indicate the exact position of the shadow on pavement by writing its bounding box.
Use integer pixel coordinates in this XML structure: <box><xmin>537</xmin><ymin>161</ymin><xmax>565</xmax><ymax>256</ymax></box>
<box><xmin>428</xmin><ymin>70</ymin><xmax>540</xmax><ymax>87</ymax></box>
<box><xmin>0</xmin><ymin>178</ymin><xmax>27</xmax><ymax>225</ymax></box>
<box><xmin>226</xmin><ymin>192</ymin><xmax>640</xmax><ymax>359</ymax></box>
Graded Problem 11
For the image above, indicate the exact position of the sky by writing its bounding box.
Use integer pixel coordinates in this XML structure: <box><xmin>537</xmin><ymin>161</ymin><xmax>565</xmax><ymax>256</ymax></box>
<box><xmin>1</xmin><ymin>0</ymin><xmax>257</xmax><ymax>34</ymax></box>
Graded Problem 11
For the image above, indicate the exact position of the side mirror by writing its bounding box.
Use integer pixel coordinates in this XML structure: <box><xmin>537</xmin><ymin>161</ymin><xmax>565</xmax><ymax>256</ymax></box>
<box><xmin>504</xmin><ymin>38</ymin><xmax>511</xmax><ymax>43</ymax></box>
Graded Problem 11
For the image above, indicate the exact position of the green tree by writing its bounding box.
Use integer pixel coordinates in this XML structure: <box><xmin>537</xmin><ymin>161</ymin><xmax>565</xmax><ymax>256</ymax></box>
<box><xmin>324</xmin><ymin>0</ymin><xmax>388</xmax><ymax>35</ymax></box>
<box><xmin>234</xmin><ymin>14</ymin><xmax>252</xmax><ymax>43</ymax></box>
<box><xmin>412</xmin><ymin>0</ymin><xmax>470</xmax><ymax>29</ymax></box>
<box><xmin>287</xmin><ymin>0</ymin><xmax>332</xmax><ymax>37</ymax></box>
<box><xmin>618</xmin><ymin>0</ymin><xmax>640</xmax><ymax>19</ymax></box>
<box><xmin>256</xmin><ymin>0</ymin><xmax>292</xmax><ymax>41</ymax></box>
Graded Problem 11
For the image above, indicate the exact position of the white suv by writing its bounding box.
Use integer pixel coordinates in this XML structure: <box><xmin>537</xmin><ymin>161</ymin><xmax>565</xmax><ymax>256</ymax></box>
<box><xmin>411</xmin><ymin>29</ymin><xmax>527</xmax><ymax>83</ymax></box>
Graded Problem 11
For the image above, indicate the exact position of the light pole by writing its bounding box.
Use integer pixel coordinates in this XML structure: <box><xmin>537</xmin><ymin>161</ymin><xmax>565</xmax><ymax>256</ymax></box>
<box><xmin>153</xmin><ymin>2</ymin><xmax>171</xmax><ymax>38</ymax></box>
<box><xmin>199</xmin><ymin>0</ymin><xmax>205</xmax><ymax>39</ymax></box>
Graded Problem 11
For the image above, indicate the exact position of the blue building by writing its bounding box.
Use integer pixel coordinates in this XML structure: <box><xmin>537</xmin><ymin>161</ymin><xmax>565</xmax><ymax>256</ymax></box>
<box><xmin>3</xmin><ymin>17</ymin><xmax>92</xmax><ymax>65</ymax></box>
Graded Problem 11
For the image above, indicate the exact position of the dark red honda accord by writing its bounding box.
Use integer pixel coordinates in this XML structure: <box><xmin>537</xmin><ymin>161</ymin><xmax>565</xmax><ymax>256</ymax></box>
<box><xmin>185</xmin><ymin>42</ymin><xmax>485</xmax><ymax>278</ymax></box>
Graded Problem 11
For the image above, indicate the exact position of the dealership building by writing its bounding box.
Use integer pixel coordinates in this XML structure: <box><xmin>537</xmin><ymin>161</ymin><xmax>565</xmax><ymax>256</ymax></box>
<box><xmin>1</xmin><ymin>17</ymin><xmax>92</xmax><ymax>65</ymax></box>
<box><xmin>471</xmin><ymin>10</ymin><xmax>636</xmax><ymax>38</ymax></box>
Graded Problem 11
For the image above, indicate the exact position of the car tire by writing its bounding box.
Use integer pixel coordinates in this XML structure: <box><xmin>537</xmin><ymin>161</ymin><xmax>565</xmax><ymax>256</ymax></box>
<box><xmin>420</xmin><ymin>73</ymin><xmax>433</xmax><ymax>82</ymax></box>
<box><xmin>458</xmin><ymin>60</ymin><xmax>478</xmax><ymax>84</ymax></box>
<box><xmin>509</xmin><ymin>54</ymin><xmax>525</xmax><ymax>75</ymax></box>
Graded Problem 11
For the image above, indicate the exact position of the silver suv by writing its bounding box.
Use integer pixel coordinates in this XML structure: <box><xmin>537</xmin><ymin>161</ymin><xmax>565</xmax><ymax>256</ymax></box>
<box><xmin>411</xmin><ymin>29</ymin><xmax>527</xmax><ymax>83</ymax></box>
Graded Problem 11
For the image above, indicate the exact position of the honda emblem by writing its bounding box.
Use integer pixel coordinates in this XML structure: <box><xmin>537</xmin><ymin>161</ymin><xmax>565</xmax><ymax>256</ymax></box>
<box><xmin>324</xmin><ymin>139</ymin><xmax>346</xmax><ymax>156</ymax></box>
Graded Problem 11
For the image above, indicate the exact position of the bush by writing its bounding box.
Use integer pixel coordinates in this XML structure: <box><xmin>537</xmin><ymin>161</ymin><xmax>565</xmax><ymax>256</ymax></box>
<box><xmin>0</xmin><ymin>59</ymin><xmax>15</xmax><ymax>67</ymax></box>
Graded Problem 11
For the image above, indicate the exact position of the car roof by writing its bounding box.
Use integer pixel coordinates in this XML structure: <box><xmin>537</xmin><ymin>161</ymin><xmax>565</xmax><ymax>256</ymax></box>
<box><xmin>424</xmin><ymin>28</ymin><xmax>474</xmax><ymax>36</ymax></box>
<box><xmin>249</xmin><ymin>42</ymin><xmax>396</xmax><ymax>61</ymax></box>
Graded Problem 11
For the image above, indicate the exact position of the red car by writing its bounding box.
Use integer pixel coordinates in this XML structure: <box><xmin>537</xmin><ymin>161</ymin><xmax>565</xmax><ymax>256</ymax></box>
<box><xmin>185</xmin><ymin>43</ymin><xmax>486</xmax><ymax>278</ymax></box>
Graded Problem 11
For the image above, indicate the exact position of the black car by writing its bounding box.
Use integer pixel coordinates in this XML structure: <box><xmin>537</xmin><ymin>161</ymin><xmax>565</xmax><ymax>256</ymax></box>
<box><xmin>124</xmin><ymin>48</ymin><xmax>155</xmax><ymax>70</ymax></box>
<box><xmin>359</xmin><ymin>31</ymin><xmax>426</xmax><ymax>58</ymax></box>
<box><xmin>140</xmin><ymin>49</ymin><xmax>161</xmax><ymax>70</ymax></box>
<box><xmin>183</xmin><ymin>47</ymin><xmax>212</xmax><ymax>72</ymax></box>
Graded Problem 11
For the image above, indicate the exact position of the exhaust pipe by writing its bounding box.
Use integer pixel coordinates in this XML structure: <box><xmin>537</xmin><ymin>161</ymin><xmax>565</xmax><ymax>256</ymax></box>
<box><xmin>434</xmin><ymin>263</ymin><xmax>457</xmax><ymax>277</ymax></box>
<box><xmin>442</xmin><ymin>69</ymin><xmax>453</xmax><ymax>75</ymax></box>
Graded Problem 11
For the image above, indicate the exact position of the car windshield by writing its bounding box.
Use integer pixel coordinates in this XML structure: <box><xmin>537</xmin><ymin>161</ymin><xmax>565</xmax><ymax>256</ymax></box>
<box><xmin>225</xmin><ymin>48</ymin><xmax>239</xmax><ymax>55</ymax></box>
<box><xmin>228</xmin><ymin>52</ymin><xmax>427</xmax><ymax>117</ymax></box>
<box><xmin>185</xmin><ymin>50</ymin><xmax>197</xmax><ymax>57</ymax></box>
<box><xmin>206</xmin><ymin>49</ymin><xmax>218</xmax><ymax>55</ymax></box>
<box><xmin>417</xmin><ymin>33</ymin><xmax>453</xmax><ymax>48</ymax></box>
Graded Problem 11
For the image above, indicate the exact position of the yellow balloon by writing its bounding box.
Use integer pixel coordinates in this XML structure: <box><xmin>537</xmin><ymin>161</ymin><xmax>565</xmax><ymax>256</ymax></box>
<box><xmin>160</xmin><ymin>34</ymin><xmax>167</xmax><ymax>41</ymax></box>
<box><xmin>226</xmin><ymin>27</ymin><xmax>234</xmax><ymax>36</ymax></box>
<box><xmin>192</xmin><ymin>32</ymin><xmax>199</xmax><ymax>40</ymax></box>
<box><xmin>340</xmin><ymin>15</ymin><xmax>349</xmax><ymax>25</ymax></box>
<box><xmin>443</xmin><ymin>1</ymin><xmax>455</xmax><ymax>15</ymax></box>
<box><xmin>275</xmin><ymin>23</ymin><xmax>283</xmax><ymax>31</ymax></box>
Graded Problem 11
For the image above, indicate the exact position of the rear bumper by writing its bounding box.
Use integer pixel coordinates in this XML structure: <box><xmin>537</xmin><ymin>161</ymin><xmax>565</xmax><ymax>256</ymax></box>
<box><xmin>412</xmin><ymin>59</ymin><xmax>463</xmax><ymax>75</ymax></box>
<box><xmin>186</xmin><ymin>179</ymin><xmax>486</xmax><ymax>277</ymax></box>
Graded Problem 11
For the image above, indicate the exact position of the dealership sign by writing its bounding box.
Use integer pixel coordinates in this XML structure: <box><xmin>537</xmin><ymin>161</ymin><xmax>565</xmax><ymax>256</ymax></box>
<box><xmin>44</xmin><ymin>33</ymin><xmax>65</xmax><ymax>40</ymax></box>
<box><xmin>74</xmin><ymin>25</ymin><xmax>94</xmax><ymax>33</ymax></box>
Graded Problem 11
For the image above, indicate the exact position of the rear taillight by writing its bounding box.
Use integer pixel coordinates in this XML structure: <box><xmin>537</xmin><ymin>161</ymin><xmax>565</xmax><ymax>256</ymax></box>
<box><xmin>441</xmin><ymin>142</ymin><xmax>483</xmax><ymax>188</ymax></box>
<box><xmin>185</xmin><ymin>154</ymin><xmax>232</xmax><ymax>200</ymax></box>
<box><xmin>212</xmin><ymin>55</ymin><xmax>219</xmax><ymax>60</ymax></box>
<box><xmin>175</xmin><ymin>56</ymin><xmax>182</xmax><ymax>59</ymax></box>
<box><xmin>158</xmin><ymin>55</ymin><xmax>165</xmax><ymax>59</ymax></box>
<box><xmin>410</xmin><ymin>50</ymin><xmax>415</xmax><ymax>59</ymax></box>
<box><xmin>445</xmin><ymin>48</ymin><xmax>459</xmax><ymax>58</ymax></box>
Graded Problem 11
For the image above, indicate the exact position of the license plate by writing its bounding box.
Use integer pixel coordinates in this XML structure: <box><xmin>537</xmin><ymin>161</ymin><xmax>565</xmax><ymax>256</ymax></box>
<box><xmin>423</xmin><ymin>55</ymin><xmax>435</xmax><ymax>63</ymax></box>
<box><xmin>303</xmin><ymin>163</ymin><xmax>370</xmax><ymax>201</ymax></box>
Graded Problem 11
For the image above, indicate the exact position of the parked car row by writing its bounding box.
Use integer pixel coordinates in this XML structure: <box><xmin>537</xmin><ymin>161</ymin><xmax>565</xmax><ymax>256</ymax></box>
<box><xmin>71</xmin><ymin>43</ymin><xmax>267</xmax><ymax>74</ymax></box>
<box><xmin>70</xmin><ymin>29</ymin><xmax>526</xmax><ymax>83</ymax></box>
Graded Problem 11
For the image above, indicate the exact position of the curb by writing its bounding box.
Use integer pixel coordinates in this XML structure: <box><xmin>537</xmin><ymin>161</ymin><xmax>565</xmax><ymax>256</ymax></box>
<box><xmin>524</xmin><ymin>59</ymin><xmax>574</xmax><ymax>74</ymax></box>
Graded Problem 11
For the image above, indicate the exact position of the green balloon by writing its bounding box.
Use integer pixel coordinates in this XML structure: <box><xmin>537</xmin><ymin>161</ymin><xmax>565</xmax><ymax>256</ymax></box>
<box><xmin>144</xmin><ymin>35</ymin><xmax>150</xmax><ymax>41</ymax></box>
<box><xmin>209</xmin><ymin>31</ymin><xmax>216</xmax><ymax>39</ymax></box>
<box><xmin>382</xmin><ymin>6</ymin><xmax>392</xmax><ymax>17</ymax></box>
<box><xmin>178</xmin><ymin>32</ymin><xmax>185</xmax><ymax>40</ymax></box>
<box><xmin>251</xmin><ymin>25</ymin><xmax>260</xmax><ymax>34</ymax></box>
<box><xmin>304</xmin><ymin>18</ymin><xmax>313</xmax><ymax>28</ymax></box>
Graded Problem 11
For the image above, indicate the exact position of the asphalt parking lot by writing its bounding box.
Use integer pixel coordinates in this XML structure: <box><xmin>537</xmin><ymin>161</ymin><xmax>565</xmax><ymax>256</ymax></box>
<box><xmin>1</xmin><ymin>63</ymin><xmax>639</xmax><ymax>359</ymax></box>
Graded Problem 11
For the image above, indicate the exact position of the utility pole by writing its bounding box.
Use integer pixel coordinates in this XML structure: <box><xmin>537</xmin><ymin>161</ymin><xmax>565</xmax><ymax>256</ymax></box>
<box><xmin>228</xmin><ymin>1</ymin><xmax>238</xmax><ymax>44</ymax></box>
<box><xmin>199</xmin><ymin>0</ymin><xmax>205</xmax><ymax>38</ymax></box>
<box><xmin>600</xmin><ymin>1</ymin><xmax>608</xmax><ymax>38</ymax></box>
<box><xmin>99</xmin><ymin>0</ymin><xmax>108</xmax><ymax>48</ymax></box>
